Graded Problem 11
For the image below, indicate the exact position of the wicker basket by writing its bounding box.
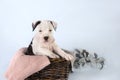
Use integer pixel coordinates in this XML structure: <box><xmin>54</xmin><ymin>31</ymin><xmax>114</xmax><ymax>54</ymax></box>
<box><xmin>25</xmin><ymin>57</ymin><xmax>71</xmax><ymax>80</ymax></box>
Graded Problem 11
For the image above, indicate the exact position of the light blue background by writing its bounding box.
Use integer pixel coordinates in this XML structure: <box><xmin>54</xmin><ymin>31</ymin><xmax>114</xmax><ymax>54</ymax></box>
<box><xmin>0</xmin><ymin>0</ymin><xmax>120</xmax><ymax>80</ymax></box>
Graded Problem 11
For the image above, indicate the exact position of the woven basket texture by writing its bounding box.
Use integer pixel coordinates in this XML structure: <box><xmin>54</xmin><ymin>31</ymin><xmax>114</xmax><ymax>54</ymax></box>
<box><xmin>25</xmin><ymin>58</ymin><xmax>71</xmax><ymax>80</ymax></box>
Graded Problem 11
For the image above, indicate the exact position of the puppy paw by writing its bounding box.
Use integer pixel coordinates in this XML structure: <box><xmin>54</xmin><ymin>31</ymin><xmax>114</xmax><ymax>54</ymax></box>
<box><xmin>49</xmin><ymin>54</ymin><xmax>59</xmax><ymax>58</ymax></box>
<box><xmin>64</xmin><ymin>53</ymin><xmax>74</xmax><ymax>61</ymax></box>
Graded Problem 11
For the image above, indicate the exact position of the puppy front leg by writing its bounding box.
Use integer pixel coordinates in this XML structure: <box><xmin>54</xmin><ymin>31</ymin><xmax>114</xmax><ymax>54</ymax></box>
<box><xmin>35</xmin><ymin>48</ymin><xmax>59</xmax><ymax>58</ymax></box>
<box><xmin>53</xmin><ymin>44</ymin><xmax>74</xmax><ymax>60</ymax></box>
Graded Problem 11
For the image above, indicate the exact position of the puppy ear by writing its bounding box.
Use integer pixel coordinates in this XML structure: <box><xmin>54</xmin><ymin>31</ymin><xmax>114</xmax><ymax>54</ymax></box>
<box><xmin>49</xmin><ymin>21</ymin><xmax>57</xmax><ymax>31</ymax></box>
<box><xmin>32</xmin><ymin>20</ymin><xmax>41</xmax><ymax>31</ymax></box>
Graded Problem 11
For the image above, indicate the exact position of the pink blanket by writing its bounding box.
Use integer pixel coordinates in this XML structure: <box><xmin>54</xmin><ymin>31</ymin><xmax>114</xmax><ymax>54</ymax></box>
<box><xmin>5</xmin><ymin>48</ymin><xmax>50</xmax><ymax>80</ymax></box>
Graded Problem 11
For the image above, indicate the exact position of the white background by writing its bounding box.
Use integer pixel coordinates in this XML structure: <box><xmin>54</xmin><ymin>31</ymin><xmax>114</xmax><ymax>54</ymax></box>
<box><xmin>0</xmin><ymin>0</ymin><xmax>120</xmax><ymax>80</ymax></box>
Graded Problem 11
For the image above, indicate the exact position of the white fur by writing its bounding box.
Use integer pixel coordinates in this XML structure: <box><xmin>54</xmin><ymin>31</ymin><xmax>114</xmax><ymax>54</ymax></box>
<box><xmin>32</xmin><ymin>20</ymin><xmax>73</xmax><ymax>60</ymax></box>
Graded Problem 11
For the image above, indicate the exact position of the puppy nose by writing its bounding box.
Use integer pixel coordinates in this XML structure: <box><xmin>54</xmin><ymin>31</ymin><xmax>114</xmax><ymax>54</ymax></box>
<box><xmin>44</xmin><ymin>36</ymin><xmax>49</xmax><ymax>41</ymax></box>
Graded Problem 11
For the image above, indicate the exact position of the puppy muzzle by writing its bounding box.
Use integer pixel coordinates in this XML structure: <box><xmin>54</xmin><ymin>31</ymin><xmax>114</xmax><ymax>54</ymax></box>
<box><xmin>44</xmin><ymin>36</ymin><xmax>49</xmax><ymax>41</ymax></box>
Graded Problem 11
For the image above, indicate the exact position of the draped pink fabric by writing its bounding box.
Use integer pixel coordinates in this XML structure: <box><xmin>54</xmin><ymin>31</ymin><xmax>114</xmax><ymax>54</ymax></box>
<box><xmin>5</xmin><ymin>48</ymin><xmax>50</xmax><ymax>80</ymax></box>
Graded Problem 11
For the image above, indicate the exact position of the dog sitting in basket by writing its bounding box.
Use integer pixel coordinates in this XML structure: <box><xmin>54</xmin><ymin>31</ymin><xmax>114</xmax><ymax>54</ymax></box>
<box><xmin>25</xmin><ymin>20</ymin><xmax>73</xmax><ymax>60</ymax></box>
<box><xmin>25</xmin><ymin>20</ymin><xmax>74</xmax><ymax>80</ymax></box>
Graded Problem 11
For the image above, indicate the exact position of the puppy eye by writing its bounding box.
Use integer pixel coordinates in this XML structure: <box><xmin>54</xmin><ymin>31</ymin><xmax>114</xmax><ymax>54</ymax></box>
<box><xmin>39</xmin><ymin>30</ymin><xmax>42</xmax><ymax>32</ymax></box>
<box><xmin>49</xmin><ymin>30</ymin><xmax>52</xmax><ymax>32</ymax></box>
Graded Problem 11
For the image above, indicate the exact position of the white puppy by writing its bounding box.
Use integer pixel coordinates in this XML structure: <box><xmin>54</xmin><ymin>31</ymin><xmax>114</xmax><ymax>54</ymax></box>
<box><xmin>31</xmin><ymin>20</ymin><xmax>73</xmax><ymax>60</ymax></box>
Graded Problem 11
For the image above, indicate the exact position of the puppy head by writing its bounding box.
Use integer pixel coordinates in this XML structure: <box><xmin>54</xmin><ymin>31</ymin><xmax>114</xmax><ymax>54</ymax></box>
<box><xmin>32</xmin><ymin>20</ymin><xmax>57</xmax><ymax>43</ymax></box>
<box><xmin>32</xmin><ymin>20</ymin><xmax>57</xmax><ymax>31</ymax></box>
